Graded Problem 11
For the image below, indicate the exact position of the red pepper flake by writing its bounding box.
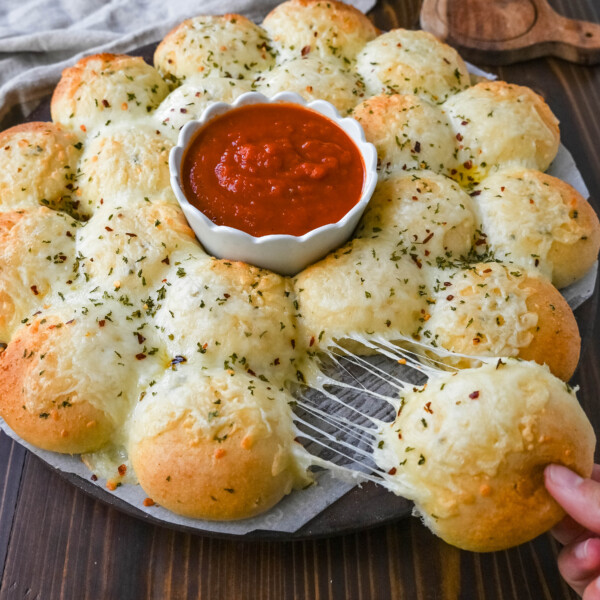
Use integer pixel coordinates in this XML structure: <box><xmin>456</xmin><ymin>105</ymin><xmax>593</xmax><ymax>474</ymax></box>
<box><xmin>424</xmin><ymin>402</ymin><xmax>434</xmax><ymax>414</ymax></box>
<box><xmin>469</xmin><ymin>391</ymin><xmax>480</xmax><ymax>399</ymax></box>
<box><xmin>143</xmin><ymin>498</ymin><xmax>155</xmax><ymax>507</ymax></box>
<box><xmin>180</xmin><ymin>108</ymin><xmax>187</xmax><ymax>113</ymax></box>
<box><xmin>247</xmin><ymin>368</ymin><xmax>256</xmax><ymax>376</ymax></box>
<box><xmin>410</xmin><ymin>254</ymin><xmax>422</xmax><ymax>269</ymax></box>
<box><xmin>91</xmin><ymin>474</ymin><xmax>98</xmax><ymax>481</ymax></box>
<box><xmin>136</xmin><ymin>333</ymin><xmax>146</xmax><ymax>344</ymax></box>
<box><xmin>309</xmin><ymin>336</ymin><xmax>315</xmax><ymax>347</ymax></box>
<box><xmin>223</xmin><ymin>293</ymin><xmax>230</xmax><ymax>299</ymax></box>
<box><xmin>30</xmin><ymin>285</ymin><xmax>39</xmax><ymax>296</ymax></box>
<box><xmin>461</xmin><ymin>120</ymin><xmax>469</xmax><ymax>126</ymax></box>
<box><xmin>413</xmin><ymin>141</ymin><xmax>421</xmax><ymax>153</ymax></box>
<box><xmin>469</xmin><ymin>190</ymin><xmax>481</xmax><ymax>197</ymax></box>
<box><xmin>301</xmin><ymin>45</ymin><xmax>311</xmax><ymax>56</ymax></box>
<box><xmin>534</xmin><ymin>258</ymin><xmax>540</xmax><ymax>267</ymax></box>
<box><xmin>118</xmin><ymin>464</ymin><xmax>127</xmax><ymax>476</ymax></box>
<box><xmin>98</xmin><ymin>319</ymin><xmax>106</xmax><ymax>327</ymax></box>
<box><xmin>66</xmin><ymin>319</ymin><xmax>75</xmax><ymax>325</ymax></box>
<box><xmin>66</xmin><ymin>231</ymin><xmax>73</xmax><ymax>237</ymax></box>
<box><xmin>388</xmin><ymin>467</ymin><xmax>397</xmax><ymax>475</ymax></box>
<box><xmin>472</xmin><ymin>337</ymin><xmax>480</xmax><ymax>345</ymax></box>
<box><xmin>161</xmin><ymin>256</ymin><xmax>170</xmax><ymax>265</ymax></box>
<box><xmin>475</xmin><ymin>238</ymin><xmax>487</xmax><ymax>246</ymax></box>
<box><xmin>397</xmin><ymin>432</ymin><xmax>402</xmax><ymax>439</ymax></box>
<box><xmin>102</xmin><ymin>99</ymin><xmax>110</xmax><ymax>108</ymax></box>
<box><xmin>483</xmin><ymin>268</ymin><xmax>492</xmax><ymax>273</ymax></box>
<box><xmin>456</xmin><ymin>133</ymin><xmax>463</xmax><ymax>141</ymax></box>
<box><xmin>422</xmin><ymin>232</ymin><xmax>434</xmax><ymax>244</ymax></box>
<box><xmin>125</xmin><ymin>232</ymin><xmax>137</xmax><ymax>238</ymax></box>
<box><xmin>444</xmin><ymin>282</ymin><xmax>452</xmax><ymax>287</ymax></box>
<box><xmin>500</xmin><ymin>186</ymin><xmax>505</xmax><ymax>192</ymax></box>
<box><xmin>463</xmin><ymin>160</ymin><xmax>473</xmax><ymax>170</ymax></box>
<box><xmin>105</xmin><ymin>226</ymin><xmax>113</xmax><ymax>232</ymax></box>
<box><xmin>136</xmin><ymin>353</ymin><xmax>147</xmax><ymax>360</ymax></box>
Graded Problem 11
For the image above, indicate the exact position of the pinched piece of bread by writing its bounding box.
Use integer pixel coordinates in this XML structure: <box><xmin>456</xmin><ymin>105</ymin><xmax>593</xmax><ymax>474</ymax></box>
<box><xmin>129</xmin><ymin>369</ymin><xmax>311</xmax><ymax>520</ymax></box>
<box><xmin>0</xmin><ymin>312</ymin><xmax>143</xmax><ymax>454</ymax></box>
<box><xmin>375</xmin><ymin>360</ymin><xmax>596</xmax><ymax>552</ymax></box>
<box><xmin>76</xmin><ymin>123</ymin><xmax>176</xmax><ymax>212</ymax></box>
<box><xmin>356</xmin><ymin>171</ymin><xmax>477</xmax><ymax>264</ymax></box>
<box><xmin>0</xmin><ymin>208</ymin><xmax>78</xmax><ymax>342</ymax></box>
<box><xmin>473</xmin><ymin>168</ymin><xmax>600</xmax><ymax>288</ymax></box>
<box><xmin>262</xmin><ymin>0</ymin><xmax>377</xmax><ymax>64</ymax></box>
<box><xmin>0</xmin><ymin>122</ymin><xmax>82</xmax><ymax>212</ymax></box>
<box><xmin>294</xmin><ymin>237</ymin><xmax>429</xmax><ymax>349</ymax></box>
<box><xmin>154</xmin><ymin>77</ymin><xmax>252</xmax><ymax>137</ymax></box>
<box><xmin>424</xmin><ymin>262</ymin><xmax>580</xmax><ymax>380</ymax></box>
<box><xmin>444</xmin><ymin>81</ymin><xmax>560</xmax><ymax>182</ymax></box>
<box><xmin>153</xmin><ymin>258</ymin><xmax>302</xmax><ymax>385</ymax></box>
<box><xmin>353</xmin><ymin>94</ymin><xmax>458</xmax><ymax>174</ymax></box>
<box><xmin>155</xmin><ymin>15</ymin><xmax>276</xmax><ymax>82</ymax></box>
<box><xmin>51</xmin><ymin>54</ymin><xmax>169</xmax><ymax>133</ymax></box>
<box><xmin>255</xmin><ymin>56</ymin><xmax>365</xmax><ymax>115</ymax></box>
<box><xmin>355</xmin><ymin>29</ymin><xmax>469</xmax><ymax>103</ymax></box>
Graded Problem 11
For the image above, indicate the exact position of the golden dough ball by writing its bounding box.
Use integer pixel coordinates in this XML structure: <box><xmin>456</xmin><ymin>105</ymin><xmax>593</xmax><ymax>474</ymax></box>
<box><xmin>357</xmin><ymin>171</ymin><xmax>477</xmax><ymax>264</ymax></box>
<box><xmin>355</xmin><ymin>29</ymin><xmax>470</xmax><ymax>103</ymax></box>
<box><xmin>255</xmin><ymin>56</ymin><xmax>365</xmax><ymax>115</ymax></box>
<box><xmin>0</xmin><ymin>122</ymin><xmax>82</xmax><ymax>212</ymax></box>
<box><xmin>262</xmin><ymin>0</ymin><xmax>377</xmax><ymax>64</ymax></box>
<box><xmin>424</xmin><ymin>262</ymin><xmax>580</xmax><ymax>381</ymax></box>
<box><xmin>75</xmin><ymin>201</ymin><xmax>200</xmax><ymax>293</ymax></box>
<box><xmin>353</xmin><ymin>94</ymin><xmax>458</xmax><ymax>174</ymax></box>
<box><xmin>129</xmin><ymin>368</ymin><xmax>311</xmax><ymax>520</ymax></box>
<box><xmin>294</xmin><ymin>237</ymin><xmax>430</xmax><ymax>350</ymax></box>
<box><xmin>155</xmin><ymin>14</ymin><xmax>275</xmax><ymax>82</ymax></box>
<box><xmin>474</xmin><ymin>168</ymin><xmax>600</xmax><ymax>288</ymax></box>
<box><xmin>374</xmin><ymin>360</ymin><xmax>595</xmax><ymax>551</ymax></box>
<box><xmin>153</xmin><ymin>258</ymin><xmax>301</xmax><ymax>385</ymax></box>
<box><xmin>153</xmin><ymin>76</ymin><xmax>252</xmax><ymax>138</ymax></box>
<box><xmin>0</xmin><ymin>207</ymin><xmax>78</xmax><ymax>342</ymax></box>
<box><xmin>444</xmin><ymin>81</ymin><xmax>560</xmax><ymax>182</ymax></box>
<box><xmin>76</xmin><ymin>122</ymin><xmax>175</xmax><ymax>212</ymax></box>
<box><xmin>51</xmin><ymin>54</ymin><xmax>169</xmax><ymax>133</ymax></box>
<box><xmin>0</xmin><ymin>311</ymin><xmax>143</xmax><ymax>454</ymax></box>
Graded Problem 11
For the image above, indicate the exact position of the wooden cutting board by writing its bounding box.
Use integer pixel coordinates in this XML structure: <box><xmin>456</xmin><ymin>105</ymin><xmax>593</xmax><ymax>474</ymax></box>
<box><xmin>420</xmin><ymin>0</ymin><xmax>600</xmax><ymax>65</ymax></box>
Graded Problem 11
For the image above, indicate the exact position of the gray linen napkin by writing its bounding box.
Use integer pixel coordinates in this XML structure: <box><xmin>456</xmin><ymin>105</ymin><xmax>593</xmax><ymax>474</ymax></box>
<box><xmin>0</xmin><ymin>0</ymin><xmax>376</xmax><ymax>125</ymax></box>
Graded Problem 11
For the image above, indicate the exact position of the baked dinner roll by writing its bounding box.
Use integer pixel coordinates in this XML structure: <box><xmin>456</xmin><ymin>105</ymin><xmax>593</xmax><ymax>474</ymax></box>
<box><xmin>255</xmin><ymin>56</ymin><xmax>364</xmax><ymax>115</ymax></box>
<box><xmin>262</xmin><ymin>0</ymin><xmax>377</xmax><ymax>64</ymax></box>
<box><xmin>155</xmin><ymin>14</ymin><xmax>275</xmax><ymax>82</ymax></box>
<box><xmin>129</xmin><ymin>368</ymin><xmax>311</xmax><ymax>520</ymax></box>
<box><xmin>0</xmin><ymin>122</ymin><xmax>82</xmax><ymax>212</ymax></box>
<box><xmin>473</xmin><ymin>168</ymin><xmax>600</xmax><ymax>288</ymax></box>
<box><xmin>356</xmin><ymin>171</ymin><xmax>477</xmax><ymax>264</ymax></box>
<box><xmin>0</xmin><ymin>311</ymin><xmax>145</xmax><ymax>454</ymax></box>
<box><xmin>76</xmin><ymin>200</ymin><xmax>200</xmax><ymax>293</ymax></box>
<box><xmin>424</xmin><ymin>262</ymin><xmax>580</xmax><ymax>380</ymax></box>
<box><xmin>294</xmin><ymin>237</ymin><xmax>429</xmax><ymax>350</ymax></box>
<box><xmin>77</xmin><ymin>122</ymin><xmax>175</xmax><ymax>211</ymax></box>
<box><xmin>0</xmin><ymin>208</ymin><xmax>78</xmax><ymax>342</ymax></box>
<box><xmin>374</xmin><ymin>360</ymin><xmax>596</xmax><ymax>552</ymax></box>
<box><xmin>154</xmin><ymin>257</ymin><xmax>302</xmax><ymax>385</ymax></box>
<box><xmin>352</xmin><ymin>94</ymin><xmax>457</xmax><ymax>174</ymax></box>
<box><xmin>51</xmin><ymin>54</ymin><xmax>169</xmax><ymax>133</ymax></box>
<box><xmin>355</xmin><ymin>29</ymin><xmax>470</xmax><ymax>103</ymax></box>
<box><xmin>154</xmin><ymin>77</ymin><xmax>251</xmax><ymax>137</ymax></box>
<box><xmin>444</xmin><ymin>81</ymin><xmax>560</xmax><ymax>183</ymax></box>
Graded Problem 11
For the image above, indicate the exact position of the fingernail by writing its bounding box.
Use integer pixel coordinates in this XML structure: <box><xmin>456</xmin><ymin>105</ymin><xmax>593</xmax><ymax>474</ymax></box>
<box><xmin>546</xmin><ymin>464</ymin><xmax>584</xmax><ymax>488</ymax></box>
<box><xmin>575</xmin><ymin>539</ymin><xmax>590</xmax><ymax>560</ymax></box>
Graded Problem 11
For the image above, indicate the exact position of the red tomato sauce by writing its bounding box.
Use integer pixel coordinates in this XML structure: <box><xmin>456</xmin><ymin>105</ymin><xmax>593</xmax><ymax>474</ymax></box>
<box><xmin>181</xmin><ymin>103</ymin><xmax>365</xmax><ymax>237</ymax></box>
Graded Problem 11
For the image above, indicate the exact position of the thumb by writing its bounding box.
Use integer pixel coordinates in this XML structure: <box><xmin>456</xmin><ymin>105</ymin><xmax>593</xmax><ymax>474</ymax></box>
<box><xmin>545</xmin><ymin>465</ymin><xmax>600</xmax><ymax>536</ymax></box>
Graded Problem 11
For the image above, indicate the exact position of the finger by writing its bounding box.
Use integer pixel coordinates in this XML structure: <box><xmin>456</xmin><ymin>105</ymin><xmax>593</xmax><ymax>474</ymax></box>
<box><xmin>558</xmin><ymin>538</ymin><xmax>600</xmax><ymax>597</ymax></box>
<box><xmin>551</xmin><ymin>513</ymin><xmax>591</xmax><ymax>546</ymax></box>
<box><xmin>583</xmin><ymin>575</ymin><xmax>600</xmax><ymax>600</ymax></box>
<box><xmin>545</xmin><ymin>465</ymin><xmax>600</xmax><ymax>535</ymax></box>
<box><xmin>593</xmin><ymin>465</ymin><xmax>600</xmax><ymax>483</ymax></box>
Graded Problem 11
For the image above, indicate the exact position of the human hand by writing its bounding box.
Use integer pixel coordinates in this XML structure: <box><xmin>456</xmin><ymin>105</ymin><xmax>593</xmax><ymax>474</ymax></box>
<box><xmin>545</xmin><ymin>464</ymin><xmax>600</xmax><ymax>599</ymax></box>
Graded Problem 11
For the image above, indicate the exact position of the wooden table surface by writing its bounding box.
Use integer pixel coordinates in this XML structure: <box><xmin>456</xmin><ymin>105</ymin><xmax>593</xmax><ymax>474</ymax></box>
<box><xmin>1</xmin><ymin>0</ymin><xmax>599</xmax><ymax>598</ymax></box>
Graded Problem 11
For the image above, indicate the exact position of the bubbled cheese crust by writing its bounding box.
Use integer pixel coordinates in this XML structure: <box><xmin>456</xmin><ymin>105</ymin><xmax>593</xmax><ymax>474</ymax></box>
<box><xmin>473</xmin><ymin>168</ymin><xmax>600</xmax><ymax>288</ymax></box>
<box><xmin>262</xmin><ymin>0</ymin><xmax>378</xmax><ymax>64</ymax></box>
<box><xmin>155</xmin><ymin>15</ymin><xmax>276</xmax><ymax>82</ymax></box>
<box><xmin>375</xmin><ymin>361</ymin><xmax>596</xmax><ymax>552</ymax></box>
<box><xmin>0</xmin><ymin>1</ymin><xmax>597</xmax><ymax>530</ymax></box>
<box><xmin>51</xmin><ymin>54</ymin><xmax>169</xmax><ymax>133</ymax></box>
<box><xmin>356</xmin><ymin>29</ymin><xmax>470</xmax><ymax>103</ymax></box>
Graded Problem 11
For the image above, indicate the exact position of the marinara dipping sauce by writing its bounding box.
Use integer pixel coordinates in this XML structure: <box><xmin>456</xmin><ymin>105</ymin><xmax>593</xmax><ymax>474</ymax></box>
<box><xmin>181</xmin><ymin>103</ymin><xmax>365</xmax><ymax>237</ymax></box>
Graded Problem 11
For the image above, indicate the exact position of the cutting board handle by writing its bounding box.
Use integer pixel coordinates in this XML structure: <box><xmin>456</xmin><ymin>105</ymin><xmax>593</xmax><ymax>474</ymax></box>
<box><xmin>421</xmin><ymin>0</ymin><xmax>600</xmax><ymax>65</ymax></box>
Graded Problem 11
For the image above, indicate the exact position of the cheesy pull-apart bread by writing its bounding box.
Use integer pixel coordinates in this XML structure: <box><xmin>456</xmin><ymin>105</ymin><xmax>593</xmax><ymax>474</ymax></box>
<box><xmin>374</xmin><ymin>360</ymin><xmax>596</xmax><ymax>552</ymax></box>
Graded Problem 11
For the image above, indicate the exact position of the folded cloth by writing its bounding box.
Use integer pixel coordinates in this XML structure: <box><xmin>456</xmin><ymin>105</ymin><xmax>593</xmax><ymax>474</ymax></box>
<box><xmin>0</xmin><ymin>0</ymin><xmax>377</xmax><ymax>126</ymax></box>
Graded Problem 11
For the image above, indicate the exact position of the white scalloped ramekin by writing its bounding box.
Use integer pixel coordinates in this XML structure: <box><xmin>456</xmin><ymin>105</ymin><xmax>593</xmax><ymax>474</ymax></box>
<box><xmin>169</xmin><ymin>91</ymin><xmax>378</xmax><ymax>275</ymax></box>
